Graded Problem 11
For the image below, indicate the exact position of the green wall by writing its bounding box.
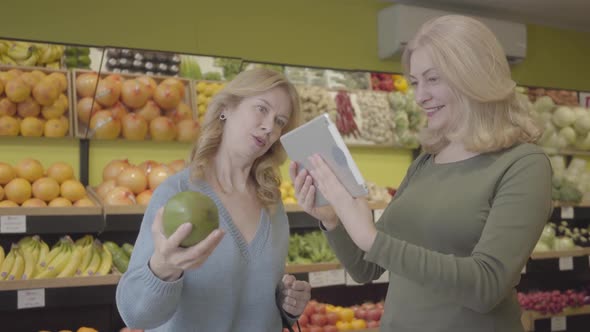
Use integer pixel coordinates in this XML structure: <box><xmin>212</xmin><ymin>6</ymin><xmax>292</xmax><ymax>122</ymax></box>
<box><xmin>1</xmin><ymin>0</ymin><xmax>589</xmax><ymax>187</ymax></box>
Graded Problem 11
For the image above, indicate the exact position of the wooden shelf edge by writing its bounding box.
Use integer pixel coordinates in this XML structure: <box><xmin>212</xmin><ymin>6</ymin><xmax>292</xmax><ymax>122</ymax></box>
<box><xmin>531</xmin><ymin>247</ymin><xmax>590</xmax><ymax>260</ymax></box>
<box><xmin>284</xmin><ymin>200</ymin><xmax>388</xmax><ymax>213</ymax></box>
<box><xmin>521</xmin><ymin>304</ymin><xmax>590</xmax><ymax>331</ymax></box>
<box><xmin>0</xmin><ymin>274</ymin><xmax>121</xmax><ymax>292</ymax></box>
<box><xmin>285</xmin><ymin>263</ymin><xmax>342</xmax><ymax>274</ymax></box>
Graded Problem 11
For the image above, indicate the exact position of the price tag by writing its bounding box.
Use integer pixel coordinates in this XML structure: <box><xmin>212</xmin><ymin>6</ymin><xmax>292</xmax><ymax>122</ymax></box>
<box><xmin>374</xmin><ymin>272</ymin><xmax>389</xmax><ymax>284</ymax></box>
<box><xmin>561</xmin><ymin>206</ymin><xmax>574</xmax><ymax>219</ymax></box>
<box><xmin>17</xmin><ymin>289</ymin><xmax>45</xmax><ymax>309</ymax></box>
<box><xmin>309</xmin><ymin>269</ymin><xmax>345</xmax><ymax>288</ymax></box>
<box><xmin>551</xmin><ymin>316</ymin><xmax>566</xmax><ymax>331</ymax></box>
<box><xmin>0</xmin><ymin>215</ymin><xmax>26</xmax><ymax>233</ymax></box>
<box><xmin>373</xmin><ymin>209</ymin><xmax>385</xmax><ymax>223</ymax></box>
<box><xmin>521</xmin><ymin>265</ymin><xmax>526</xmax><ymax>274</ymax></box>
<box><xmin>345</xmin><ymin>272</ymin><xmax>362</xmax><ymax>286</ymax></box>
<box><xmin>559</xmin><ymin>257</ymin><xmax>574</xmax><ymax>271</ymax></box>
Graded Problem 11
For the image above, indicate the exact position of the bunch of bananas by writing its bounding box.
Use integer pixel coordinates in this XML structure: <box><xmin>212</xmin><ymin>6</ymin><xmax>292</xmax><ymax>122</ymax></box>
<box><xmin>0</xmin><ymin>235</ymin><xmax>114</xmax><ymax>281</ymax></box>
<box><xmin>0</xmin><ymin>40</ymin><xmax>63</xmax><ymax>69</ymax></box>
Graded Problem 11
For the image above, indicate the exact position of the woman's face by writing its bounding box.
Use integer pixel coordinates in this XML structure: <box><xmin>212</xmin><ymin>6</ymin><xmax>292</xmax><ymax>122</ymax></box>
<box><xmin>409</xmin><ymin>47</ymin><xmax>458</xmax><ymax>132</ymax></box>
<box><xmin>222</xmin><ymin>87</ymin><xmax>292</xmax><ymax>161</ymax></box>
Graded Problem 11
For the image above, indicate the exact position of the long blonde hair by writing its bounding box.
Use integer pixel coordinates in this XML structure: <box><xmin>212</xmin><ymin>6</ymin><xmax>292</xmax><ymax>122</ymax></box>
<box><xmin>189</xmin><ymin>68</ymin><xmax>301</xmax><ymax>207</ymax></box>
<box><xmin>402</xmin><ymin>15</ymin><xmax>541</xmax><ymax>154</ymax></box>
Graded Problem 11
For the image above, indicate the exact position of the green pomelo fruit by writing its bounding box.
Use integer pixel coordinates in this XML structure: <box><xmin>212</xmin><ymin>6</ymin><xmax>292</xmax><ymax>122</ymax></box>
<box><xmin>162</xmin><ymin>191</ymin><xmax>219</xmax><ymax>247</ymax></box>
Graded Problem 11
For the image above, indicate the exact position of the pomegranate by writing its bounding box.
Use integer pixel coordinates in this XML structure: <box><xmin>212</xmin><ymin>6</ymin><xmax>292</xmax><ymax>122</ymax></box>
<box><xmin>137</xmin><ymin>76</ymin><xmax>157</xmax><ymax>98</ymax></box>
<box><xmin>32</xmin><ymin>177</ymin><xmax>60</xmax><ymax>202</ymax></box>
<box><xmin>4</xmin><ymin>178</ymin><xmax>32</xmax><ymax>204</ymax></box>
<box><xmin>95</xmin><ymin>79</ymin><xmax>121</xmax><ymax>107</ymax></box>
<box><xmin>102</xmin><ymin>159</ymin><xmax>131</xmax><ymax>181</ymax></box>
<box><xmin>60</xmin><ymin>179</ymin><xmax>86</xmax><ymax>202</ymax></box>
<box><xmin>74</xmin><ymin>197</ymin><xmax>95</xmax><ymax>207</ymax></box>
<box><xmin>20</xmin><ymin>72</ymin><xmax>40</xmax><ymax>89</ymax></box>
<box><xmin>46</xmin><ymin>162</ymin><xmax>74</xmax><ymax>184</ymax></box>
<box><xmin>89</xmin><ymin>110</ymin><xmax>121</xmax><ymax>139</ymax></box>
<box><xmin>161</xmin><ymin>78</ymin><xmax>186</xmax><ymax>99</ymax></box>
<box><xmin>153</xmin><ymin>83</ymin><xmax>181</xmax><ymax>111</ymax></box>
<box><xmin>0</xmin><ymin>162</ymin><xmax>16</xmax><ymax>185</ymax></box>
<box><xmin>49</xmin><ymin>197</ymin><xmax>72</xmax><ymax>207</ymax></box>
<box><xmin>47</xmin><ymin>72</ymin><xmax>68</xmax><ymax>92</ymax></box>
<box><xmin>109</xmin><ymin>101</ymin><xmax>128</xmax><ymax>120</ymax></box>
<box><xmin>76</xmin><ymin>73</ymin><xmax>99</xmax><ymax>98</ymax></box>
<box><xmin>149</xmin><ymin>116</ymin><xmax>177</xmax><ymax>141</ymax></box>
<box><xmin>33</xmin><ymin>77</ymin><xmax>60</xmax><ymax>106</ymax></box>
<box><xmin>17</xmin><ymin>97</ymin><xmax>41</xmax><ymax>118</ymax></box>
<box><xmin>44</xmin><ymin>117</ymin><xmax>69</xmax><ymax>137</ymax></box>
<box><xmin>15</xmin><ymin>158</ymin><xmax>44</xmax><ymax>182</ymax></box>
<box><xmin>104</xmin><ymin>74</ymin><xmax>124</xmax><ymax>92</ymax></box>
<box><xmin>41</xmin><ymin>94</ymin><xmax>68</xmax><ymax>119</ymax></box>
<box><xmin>0</xmin><ymin>116</ymin><xmax>19</xmax><ymax>136</ymax></box>
<box><xmin>20</xmin><ymin>117</ymin><xmax>45</xmax><ymax>137</ymax></box>
<box><xmin>135</xmin><ymin>100</ymin><xmax>161</xmax><ymax>121</ymax></box>
<box><xmin>76</xmin><ymin>97</ymin><xmax>102</xmax><ymax>124</ymax></box>
<box><xmin>176</xmin><ymin>119</ymin><xmax>200</xmax><ymax>142</ymax></box>
<box><xmin>116</xmin><ymin>166</ymin><xmax>148</xmax><ymax>194</ymax></box>
<box><xmin>168</xmin><ymin>159</ymin><xmax>186</xmax><ymax>173</ymax></box>
<box><xmin>121</xmin><ymin>79</ymin><xmax>150</xmax><ymax>108</ymax></box>
<box><xmin>5</xmin><ymin>78</ymin><xmax>31</xmax><ymax>103</ymax></box>
<box><xmin>96</xmin><ymin>179</ymin><xmax>117</xmax><ymax>199</ymax></box>
<box><xmin>121</xmin><ymin>113</ymin><xmax>148</xmax><ymax>140</ymax></box>
<box><xmin>138</xmin><ymin>160</ymin><xmax>160</xmax><ymax>176</ymax></box>
<box><xmin>136</xmin><ymin>189</ymin><xmax>153</xmax><ymax>205</ymax></box>
<box><xmin>165</xmin><ymin>102</ymin><xmax>193</xmax><ymax>123</ymax></box>
<box><xmin>148</xmin><ymin>165</ymin><xmax>172</xmax><ymax>190</ymax></box>
<box><xmin>0</xmin><ymin>200</ymin><xmax>19</xmax><ymax>207</ymax></box>
<box><xmin>104</xmin><ymin>186</ymin><xmax>136</xmax><ymax>206</ymax></box>
<box><xmin>0</xmin><ymin>98</ymin><xmax>17</xmax><ymax>117</ymax></box>
<box><xmin>22</xmin><ymin>198</ymin><xmax>48</xmax><ymax>207</ymax></box>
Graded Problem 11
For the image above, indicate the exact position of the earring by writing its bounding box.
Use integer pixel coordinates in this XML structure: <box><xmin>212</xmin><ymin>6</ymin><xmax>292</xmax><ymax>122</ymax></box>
<box><xmin>220</xmin><ymin>114</ymin><xmax>226</xmax><ymax>121</ymax></box>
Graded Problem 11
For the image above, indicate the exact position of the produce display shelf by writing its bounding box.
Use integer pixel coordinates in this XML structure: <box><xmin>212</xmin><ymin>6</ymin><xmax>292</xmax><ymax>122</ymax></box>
<box><xmin>550</xmin><ymin>205</ymin><xmax>590</xmax><ymax>220</ymax></box>
<box><xmin>0</xmin><ymin>205</ymin><xmax>104</xmax><ymax>234</ymax></box>
<box><xmin>285</xmin><ymin>263</ymin><xmax>342</xmax><ymax>274</ymax></box>
<box><xmin>521</xmin><ymin>305</ymin><xmax>590</xmax><ymax>331</ymax></box>
<box><xmin>531</xmin><ymin>247</ymin><xmax>590</xmax><ymax>260</ymax></box>
<box><xmin>543</xmin><ymin>148</ymin><xmax>590</xmax><ymax>157</ymax></box>
<box><xmin>0</xmin><ymin>274</ymin><xmax>121</xmax><ymax>292</ymax></box>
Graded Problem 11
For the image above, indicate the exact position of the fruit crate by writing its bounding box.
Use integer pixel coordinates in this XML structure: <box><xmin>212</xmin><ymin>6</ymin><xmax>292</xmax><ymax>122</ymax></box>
<box><xmin>0</xmin><ymin>64</ymin><xmax>75</xmax><ymax>138</ymax></box>
<box><xmin>71</xmin><ymin>69</ymin><xmax>197</xmax><ymax>141</ymax></box>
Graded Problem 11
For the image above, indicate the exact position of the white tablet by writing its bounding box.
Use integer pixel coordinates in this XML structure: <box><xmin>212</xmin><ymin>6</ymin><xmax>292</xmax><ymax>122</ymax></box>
<box><xmin>280</xmin><ymin>113</ymin><xmax>368</xmax><ymax>206</ymax></box>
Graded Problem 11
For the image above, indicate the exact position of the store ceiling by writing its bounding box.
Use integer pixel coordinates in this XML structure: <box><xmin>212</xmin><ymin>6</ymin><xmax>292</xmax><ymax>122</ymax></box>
<box><xmin>386</xmin><ymin>0</ymin><xmax>590</xmax><ymax>32</ymax></box>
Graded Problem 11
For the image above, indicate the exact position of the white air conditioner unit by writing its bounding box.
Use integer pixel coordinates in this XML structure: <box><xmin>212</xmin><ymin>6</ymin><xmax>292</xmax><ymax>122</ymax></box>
<box><xmin>377</xmin><ymin>4</ymin><xmax>527</xmax><ymax>64</ymax></box>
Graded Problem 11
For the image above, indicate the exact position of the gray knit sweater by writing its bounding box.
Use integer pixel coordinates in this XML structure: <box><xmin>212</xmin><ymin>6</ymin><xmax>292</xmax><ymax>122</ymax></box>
<box><xmin>116</xmin><ymin>168</ymin><xmax>291</xmax><ymax>331</ymax></box>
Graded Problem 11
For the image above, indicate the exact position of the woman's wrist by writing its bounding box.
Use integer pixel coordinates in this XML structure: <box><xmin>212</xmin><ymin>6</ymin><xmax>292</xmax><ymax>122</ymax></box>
<box><xmin>149</xmin><ymin>254</ymin><xmax>183</xmax><ymax>281</ymax></box>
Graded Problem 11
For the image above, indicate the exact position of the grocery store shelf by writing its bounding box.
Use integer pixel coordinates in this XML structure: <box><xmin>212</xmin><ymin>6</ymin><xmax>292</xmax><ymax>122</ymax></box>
<box><xmin>550</xmin><ymin>205</ymin><xmax>590</xmax><ymax>220</ymax></box>
<box><xmin>531</xmin><ymin>247</ymin><xmax>590</xmax><ymax>260</ymax></box>
<box><xmin>285</xmin><ymin>263</ymin><xmax>341</xmax><ymax>274</ymax></box>
<box><xmin>521</xmin><ymin>305</ymin><xmax>590</xmax><ymax>331</ymax></box>
<box><xmin>543</xmin><ymin>147</ymin><xmax>590</xmax><ymax>157</ymax></box>
<box><xmin>0</xmin><ymin>274</ymin><xmax>121</xmax><ymax>292</ymax></box>
<box><xmin>0</xmin><ymin>207</ymin><xmax>104</xmax><ymax>234</ymax></box>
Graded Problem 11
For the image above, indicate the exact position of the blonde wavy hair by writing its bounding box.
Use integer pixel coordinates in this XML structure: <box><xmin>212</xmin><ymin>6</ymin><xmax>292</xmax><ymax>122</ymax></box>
<box><xmin>189</xmin><ymin>68</ymin><xmax>301</xmax><ymax>208</ymax></box>
<box><xmin>402</xmin><ymin>15</ymin><xmax>541</xmax><ymax>154</ymax></box>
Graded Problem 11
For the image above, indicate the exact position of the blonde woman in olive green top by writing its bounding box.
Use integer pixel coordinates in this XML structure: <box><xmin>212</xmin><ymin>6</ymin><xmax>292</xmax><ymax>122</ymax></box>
<box><xmin>290</xmin><ymin>15</ymin><xmax>553</xmax><ymax>332</ymax></box>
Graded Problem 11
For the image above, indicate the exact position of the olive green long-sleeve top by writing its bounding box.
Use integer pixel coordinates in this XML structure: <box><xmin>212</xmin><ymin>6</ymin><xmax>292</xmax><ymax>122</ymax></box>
<box><xmin>325</xmin><ymin>143</ymin><xmax>552</xmax><ymax>332</ymax></box>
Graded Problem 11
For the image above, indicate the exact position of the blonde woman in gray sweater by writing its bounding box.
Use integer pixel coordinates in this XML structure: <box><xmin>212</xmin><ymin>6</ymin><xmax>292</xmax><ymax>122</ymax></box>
<box><xmin>117</xmin><ymin>68</ymin><xmax>311</xmax><ymax>331</ymax></box>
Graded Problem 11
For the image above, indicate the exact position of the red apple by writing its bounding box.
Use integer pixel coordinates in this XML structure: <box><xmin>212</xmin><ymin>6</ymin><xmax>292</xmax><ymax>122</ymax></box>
<box><xmin>304</xmin><ymin>305</ymin><xmax>315</xmax><ymax>317</ymax></box>
<box><xmin>298</xmin><ymin>314</ymin><xmax>309</xmax><ymax>327</ymax></box>
<box><xmin>326</xmin><ymin>312</ymin><xmax>339</xmax><ymax>325</ymax></box>
<box><xmin>367</xmin><ymin>308</ymin><xmax>382</xmax><ymax>322</ymax></box>
<box><xmin>323</xmin><ymin>325</ymin><xmax>338</xmax><ymax>332</ymax></box>
<box><xmin>311</xmin><ymin>314</ymin><xmax>327</xmax><ymax>327</ymax></box>
<box><xmin>309</xmin><ymin>326</ymin><xmax>323</xmax><ymax>332</ymax></box>
<box><xmin>355</xmin><ymin>308</ymin><xmax>368</xmax><ymax>320</ymax></box>
<box><xmin>367</xmin><ymin>320</ymin><xmax>380</xmax><ymax>328</ymax></box>
<box><xmin>315</xmin><ymin>304</ymin><xmax>326</xmax><ymax>314</ymax></box>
